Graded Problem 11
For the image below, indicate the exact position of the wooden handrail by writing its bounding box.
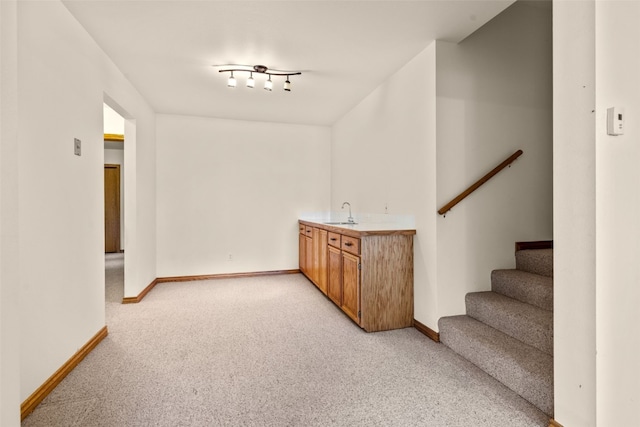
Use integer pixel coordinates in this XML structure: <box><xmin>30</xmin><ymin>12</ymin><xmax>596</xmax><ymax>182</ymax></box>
<box><xmin>438</xmin><ymin>149</ymin><xmax>523</xmax><ymax>216</ymax></box>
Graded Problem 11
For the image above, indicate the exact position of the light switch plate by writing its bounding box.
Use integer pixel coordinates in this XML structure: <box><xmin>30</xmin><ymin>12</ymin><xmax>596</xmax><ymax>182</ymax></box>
<box><xmin>74</xmin><ymin>138</ymin><xmax>81</xmax><ymax>156</ymax></box>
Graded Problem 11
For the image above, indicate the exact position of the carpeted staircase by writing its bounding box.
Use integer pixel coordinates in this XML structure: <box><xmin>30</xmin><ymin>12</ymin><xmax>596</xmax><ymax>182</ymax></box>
<box><xmin>438</xmin><ymin>247</ymin><xmax>554</xmax><ymax>416</ymax></box>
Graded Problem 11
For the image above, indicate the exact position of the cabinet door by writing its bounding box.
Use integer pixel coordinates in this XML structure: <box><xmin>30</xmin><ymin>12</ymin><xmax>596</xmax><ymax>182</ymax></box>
<box><xmin>327</xmin><ymin>245</ymin><xmax>342</xmax><ymax>305</ymax></box>
<box><xmin>315</xmin><ymin>229</ymin><xmax>328</xmax><ymax>294</ymax></box>
<box><xmin>341</xmin><ymin>252</ymin><xmax>361</xmax><ymax>325</ymax></box>
<box><xmin>299</xmin><ymin>232</ymin><xmax>307</xmax><ymax>275</ymax></box>
<box><xmin>311</xmin><ymin>228</ymin><xmax>320</xmax><ymax>284</ymax></box>
<box><xmin>304</xmin><ymin>235</ymin><xmax>313</xmax><ymax>280</ymax></box>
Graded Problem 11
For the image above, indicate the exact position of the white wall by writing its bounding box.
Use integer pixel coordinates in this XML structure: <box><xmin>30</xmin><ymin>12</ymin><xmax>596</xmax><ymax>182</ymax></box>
<box><xmin>103</xmin><ymin>103</ymin><xmax>124</xmax><ymax>135</ymax></box>
<box><xmin>552</xmin><ymin>1</ymin><xmax>597</xmax><ymax>424</ymax></box>
<box><xmin>435</xmin><ymin>1</ymin><xmax>553</xmax><ymax>320</ymax></box>
<box><xmin>0</xmin><ymin>0</ymin><xmax>20</xmax><ymax>424</ymax></box>
<box><xmin>332</xmin><ymin>1</ymin><xmax>552</xmax><ymax>332</ymax></box>
<box><xmin>156</xmin><ymin>114</ymin><xmax>330</xmax><ymax>277</ymax></box>
<box><xmin>594</xmin><ymin>1</ymin><xmax>640</xmax><ymax>425</ymax></box>
<box><xmin>16</xmin><ymin>0</ymin><xmax>156</xmax><ymax>405</ymax></box>
<box><xmin>331</xmin><ymin>44</ymin><xmax>438</xmax><ymax>327</ymax></box>
<box><xmin>104</xmin><ymin>147</ymin><xmax>124</xmax><ymax>251</ymax></box>
<box><xmin>554</xmin><ymin>1</ymin><xmax>640</xmax><ymax>425</ymax></box>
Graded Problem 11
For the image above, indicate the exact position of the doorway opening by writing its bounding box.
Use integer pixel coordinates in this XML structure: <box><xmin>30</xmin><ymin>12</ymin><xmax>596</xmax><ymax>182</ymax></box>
<box><xmin>104</xmin><ymin>103</ymin><xmax>125</xmax><ymax>304</ymax></box>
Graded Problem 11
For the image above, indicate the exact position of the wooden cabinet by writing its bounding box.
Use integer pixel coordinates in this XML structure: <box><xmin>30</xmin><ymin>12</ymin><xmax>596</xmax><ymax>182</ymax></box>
<box><xmin>298</xmin><ymin>232</ymin><xmax>307</xmax><ymax>274</ymax></box>
<box><xmin>328</xmin><ymin>232</ymin><xmax>341</xmax><ymax>248</ymax></box>
<box><xmin>299</xmin><ymin>220</ymin><xmax>415</xmax><ymax>332</ymax></box>
<box><xmin>298</xmin><ymin>224</ymin><xmax>306</xmax><ymax>274</ymax></box>
<box><xmin>327</xmin><ymin>245</ymin><xmax>342</xmax><ymax>305</ymax></box>
<box><xmin>304</xmin><ymin>226</ymin><xmax>312</xmax><ymax>279</ymax></box>
<box><xmin>299</xmin><ymin>224</ymin><xmax>312</xmax><ymax>277</ymax></box>
<box><xmin>328</xmin><ymin>234</ymin><xmax>361</xmax><ymax>324</ymax></box>
<box><xmin>313</xmin><ymin>228</ymin><xmax>328</xmax><ymax>295</ymax></box>
<box><xmin>299</xmin><ymin>225</ymin><xmax>327</xmax><ymax>296</ymax></box>
<box><xmin>341</xmin><ymin>235</ymin><xmax>360</xmax><ymax>256</ymax></box>
<box><xmin>341</xmin><ymin>251</ymin><xmax>360</xmax><ymax>323</ymax></box>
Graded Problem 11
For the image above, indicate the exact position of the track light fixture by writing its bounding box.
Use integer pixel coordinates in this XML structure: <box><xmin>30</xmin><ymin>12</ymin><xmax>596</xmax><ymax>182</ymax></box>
<box><xmin>227</xmin><ymin>71</ymin><xmax>236</xmax><ymax>88</ymax></box>
<box><xmin>218</xmin><ymin>64</ymin><xmax>301</xmax><ymax>92</ymax></box>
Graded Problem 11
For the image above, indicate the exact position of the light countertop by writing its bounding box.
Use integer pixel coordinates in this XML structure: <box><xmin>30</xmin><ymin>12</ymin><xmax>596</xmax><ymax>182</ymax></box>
<box><xmin>299</xmin><ymin>213</ymin><xmax>416</xmax><ymax>236</ymax></box>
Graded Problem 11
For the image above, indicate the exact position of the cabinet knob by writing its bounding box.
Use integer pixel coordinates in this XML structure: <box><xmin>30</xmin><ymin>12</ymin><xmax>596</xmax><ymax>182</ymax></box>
<box><xmin>344</xmin><ymin>242</ymin><xmax>353</xmax><ymax>247</ymax></box>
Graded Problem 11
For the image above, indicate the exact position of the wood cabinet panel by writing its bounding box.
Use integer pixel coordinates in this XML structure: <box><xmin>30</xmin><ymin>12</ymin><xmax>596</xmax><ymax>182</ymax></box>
<box><xmin>328</xmin><ymin>232</ymin><xmax>341</xmax><ymax>248</ymax></box>
<box><xmin>341</xmin><ymin>235</ymin><xmax>360</xmax><ymax>255</ymax></box>
<box><xmin>341</xmin><ymin>251</ymin><xmax>360</xmax><ymax>324</ymax></box>
<box><xmin>327</xmin><ymin>245</ymin><xmax>342</xmax><ymax>305</ymax></box>
<box><xmin>360</xmin><ymin>234</ymin><xmax>413</xmax><ymax>331</ymax></box>
<box><xmin>299</xmin><ymin>226</ymin><xmax>328</xmax><ymax>296</ymax></box>
<box><xmin>311</xmin><ymin>228</ymin><xmax>319</xmax><ymax>282</ymax></box>
<box><xmin>299</xmin><ymin>233</ymin><xmax>307</xmax><ymax>275</ymax></box>
<box><xmin>304</xmin><ymin>235</ymin><xmax>313</xmax><ymax>279</ymax></box>
<box><xmin>315</xmin><ymin>229</ymin><xmax>328</xmax><ymax>295</ymax></box>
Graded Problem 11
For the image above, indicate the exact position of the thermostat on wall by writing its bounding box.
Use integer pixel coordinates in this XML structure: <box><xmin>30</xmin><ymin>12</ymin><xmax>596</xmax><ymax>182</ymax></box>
<box><xmin>607</xmin><ymin>107</ymin><xmax>624</xmax><ymax>136</ymax></box>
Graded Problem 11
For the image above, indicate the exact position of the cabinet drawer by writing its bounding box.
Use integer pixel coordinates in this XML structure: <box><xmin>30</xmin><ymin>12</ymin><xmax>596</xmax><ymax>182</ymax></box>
<box><xmin>305</xmin><ymin>226</ymin><xmax>313</xmax><ymax>237</ymax></box>
<box><xmin>327</xmin><ymin>232</ymin><xmax>341</xmax><ymax>248</ymax></box>
<box><xmin>299</xmin><ymin>224</ymin><xmax>305</xmax><ymax>234</ymax></box>
<box><xmin>341</xmin><ymin>235</ymin><xmax>360</xmax><ymax>255</ymax></box>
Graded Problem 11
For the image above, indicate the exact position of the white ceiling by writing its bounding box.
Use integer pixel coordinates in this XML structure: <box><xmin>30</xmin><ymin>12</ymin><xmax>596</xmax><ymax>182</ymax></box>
<box><xmin>63</xmin><ymin>0</ymin><xmax>514</xmax><ymax>126</ymax></box>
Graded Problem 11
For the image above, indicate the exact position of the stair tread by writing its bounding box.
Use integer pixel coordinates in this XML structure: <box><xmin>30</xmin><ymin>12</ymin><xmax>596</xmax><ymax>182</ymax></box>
<box><xmin>516</xmin><ymin>248</ymin><xmax>553</xmax><ymax>277</ymax></box>
<box><xmin>439</xmin><ymin>315</ymin><xmax>553</xmax><ymax>416</ymax></box>
<box><xmin>466</xmin><ymin>291</ymin><xmax>553</xmax><ymax>355</ymax></box>
<box><xmin>492</xmin><ymin>269</ymin><xmax>553</xmax><ymax>311</ymax></box>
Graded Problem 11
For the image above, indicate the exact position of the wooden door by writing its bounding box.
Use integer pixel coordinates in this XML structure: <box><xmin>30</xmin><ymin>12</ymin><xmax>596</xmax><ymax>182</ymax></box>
<box><xmin>104</xmin><ymin>164</ymin><xmax>121</xmax><ymax>253</ymax></box>
<box><xmin>341</xmin><ymin>252</ymin><xmax>361</xmax><ymax>325</ymax></box>
<box><xmin>327</xmin><ymin>245</ymin><xmax>342</xmax><ymax>305</ymax></box>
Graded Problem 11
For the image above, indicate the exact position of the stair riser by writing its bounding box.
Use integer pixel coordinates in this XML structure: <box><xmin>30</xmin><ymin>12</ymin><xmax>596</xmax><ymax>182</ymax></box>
<box><xmin>515</xmin><ymin>249</ymin><xmax>553</xmax><ymax>277</ymax></box>
<box><xmin>491</xmin><ymin>270</ymin><xmax>553</xmax><ymax>311</ymax></box>
<box><xmin>466</xmin><ymin>293</ymin><xmax>553</xmax><ymax>355</ymax></box>
<box><xmin>439</xmin><ymin>317</ymin><xmax>553</xmax><ymax>416</ymax></box>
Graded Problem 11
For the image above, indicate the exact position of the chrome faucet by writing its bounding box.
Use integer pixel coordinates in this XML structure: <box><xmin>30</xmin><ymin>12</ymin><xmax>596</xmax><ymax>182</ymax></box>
<box><xmin>342</xmin><ymin>202</ymin><xmax>355</xmax><ymax>223</ymax></box>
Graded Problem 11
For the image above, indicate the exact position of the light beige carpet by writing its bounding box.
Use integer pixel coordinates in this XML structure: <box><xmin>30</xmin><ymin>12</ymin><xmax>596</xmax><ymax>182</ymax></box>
<box><xmin>22</xmin><ymin>254</ymin><xmax>548</xmax><ymax>426</ymax></box>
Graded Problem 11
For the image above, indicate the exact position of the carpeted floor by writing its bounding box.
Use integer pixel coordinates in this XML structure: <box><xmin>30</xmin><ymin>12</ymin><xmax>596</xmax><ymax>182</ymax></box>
<box><xmin>22</xmin><ymin>253</ymin><xmax>549</xmax><ymax>426</ymax></box>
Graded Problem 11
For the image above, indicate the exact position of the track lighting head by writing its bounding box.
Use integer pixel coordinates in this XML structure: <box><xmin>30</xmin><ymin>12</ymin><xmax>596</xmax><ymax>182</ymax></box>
<box><xmin>264</xmin><ymin>75</ymin><xmax>273</xmax><ymax>91</ymax></box>
<box><xmin>283</xmin><ymin>77</ymin><xmax>291</xmax><ymax>92</ymax></box>
<box><xmin>246</xmin><ymin>72</ymin><xmax>255</xmax><ymax>88</ymax></box>
<box><xmin>227</xmin><ymin>71</ymin><xmax>236</xmax><ymax>88</ymax></box>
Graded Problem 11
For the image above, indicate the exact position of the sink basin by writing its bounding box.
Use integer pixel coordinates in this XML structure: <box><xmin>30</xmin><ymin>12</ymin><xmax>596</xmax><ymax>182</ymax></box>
<box><xmin>323</xmin><ymin>221</ymin><xmax>357</xmax><ymax>225</ymax></box>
